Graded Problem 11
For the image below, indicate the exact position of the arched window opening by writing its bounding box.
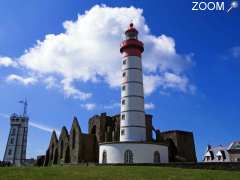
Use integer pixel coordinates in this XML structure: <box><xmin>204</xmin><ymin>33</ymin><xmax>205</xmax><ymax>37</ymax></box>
<box><xmin>60</xmin><ymin>140</ymin><xmax>64</xmax><ymax>159</ymax></box>
<box><xmin>65</xmin><ymin>146</ymin><xmax>70</xmax><ymax>163</ymax></box>
<box><xmin>102</xmin><ymin>151</ymin><xmax>107</xmax><ymax>164</ymax></box>
<box><xmin>154</xmin><ymin>151</ymin><xmax>160</xmax><ymax>163</ymax></box>
<box><xmin>53</xmin><ymin>149</ymin><xmax>58</xmax><ymax>164</ymax></box>
<box><xmin>72</xmin><ymin>129</ymin><xmax>76</xmax><ymax>149</ymax></box>
<box><xmin>124</xmin><ymin>149</ymin><xmax>133</xmax><ymax>164</ymax></box>
<box><xmin>50</xmin><ymin>144</ymin><xmax>54</xmax><ymax>160</ymax></box>
<box><xmin>91</xmin><ymin>125</ymin><xmax>96</xmax><ymax>135</ymax></box>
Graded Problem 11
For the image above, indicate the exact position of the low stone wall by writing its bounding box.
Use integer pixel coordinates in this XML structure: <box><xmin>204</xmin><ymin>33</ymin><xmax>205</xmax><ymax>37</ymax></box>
<box><xmin>0</xmin><ymin>161</ymin><xmax>12</xmax><ymax>167</ymax></box>
<box><xmin>98</xmin><ymin>162</ymin><xmax>240</xmax><ymax>171</ymax></box>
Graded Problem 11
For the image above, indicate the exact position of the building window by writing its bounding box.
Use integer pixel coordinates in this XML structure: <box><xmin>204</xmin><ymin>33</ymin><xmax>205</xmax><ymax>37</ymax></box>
<box><xmin>237</xmin><ymin>158</ymin><xmax>240</xmax><ymax>162</ymax></box>
<box><xmin>217</xmin><ymin>156</ymin><xmax>221</xmax><ymax>161</ymax></box>
<box><xmin>206</xmin><ymin>156</ymin><xmax>210</xmax><ymax>161</ymax></box>
<box><xmin>122</xmin><ymin>99</ymin><xmax>126</xmax><ymax>105</ymax></box>
<box><xmin>122</xmin><ymin>85</ymin><xmax>126</xmax><ymax>91</ymax></box>
<box><xmin>121</xmin><ymin>129</ymin><xmax>125</xmax><ymax>135</ymax></box>
<box><xmin>102</xmin><ymin>151</ymin><xmax>107</xmax><ymax>164</ymax></box>
<box><xmin>221</xmin><ymin>150</ymin><xmax>226</xmax><ymax>160</ymax></box>
<box><xmin>154</xmin><ymin>151</ymin><xmax>160</xmax><ymax>163</ymax></box>
<box><xmin>124</xmin><ymin>150</ymin><xmax>133</xmax><ymax>164</ymax></box>
<box><xmin>122</xmin><ymin>72</ymin><xmax>126</xmax><ymax>77</ymax></box>
<box><xmin>121</xmin><ymin>114</ymin><xmax>125</xmax><ymax>120</ymax></box>
<box><xmin>8</xmin><ymin>149</ymin><xmax>12</xmax><ymax>155</ymax></box>
<box><xmin>123</xmin><ymin>60</ymin><xmax>126</xmax><ymax>65</ymax></box>
<box><xmin>10</xmin><ymin>138</ymin><xmax>14</xmax><ymax>144</ymax></box>
<box><xmin>12</xmin><ymin>128</ymin><xmax>16</xmax><ymax>135</ymax></box>
<box><xmin>209</xmin><ymin>151</ymin><xmax>214</xmax><ymax>160</ymax></box>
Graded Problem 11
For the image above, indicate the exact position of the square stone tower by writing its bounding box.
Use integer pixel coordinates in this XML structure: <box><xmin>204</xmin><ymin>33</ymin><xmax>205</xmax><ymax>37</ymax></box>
<box><xmin>3</xmin><ymin>114</ymin><xmax>28</xmax><ymax>166</ymax></box>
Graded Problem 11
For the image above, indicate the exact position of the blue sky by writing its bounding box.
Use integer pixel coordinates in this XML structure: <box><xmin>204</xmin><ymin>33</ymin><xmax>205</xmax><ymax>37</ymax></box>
<box><xmin>0</xmin><ymin>0</ymin><xmax>240</xmax><ymax>161</ymax></box>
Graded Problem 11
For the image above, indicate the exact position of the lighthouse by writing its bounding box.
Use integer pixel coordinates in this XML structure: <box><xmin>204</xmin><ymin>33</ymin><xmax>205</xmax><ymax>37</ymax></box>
<box><xmin>99</xmin><ymin>23</ymin><xmax>169</xmax><ymax>164</ymax></box>
<box><xmin>120</xmin><ymin>23</ymin><xmax>146</xmax><ymax>142</ymax></box>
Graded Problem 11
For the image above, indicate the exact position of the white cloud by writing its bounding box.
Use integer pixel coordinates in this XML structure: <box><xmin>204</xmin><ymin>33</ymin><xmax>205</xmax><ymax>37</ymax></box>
<box><xmin>61</xmin><ymin>79</ymin><xmax>92</xmax><ymax>100</ymax></box>
<box><xmin>0</xmin><ymin>113</ymin><xmax>9</xmax><ymax>119</ymax></box>
<box><xmin>143</xmin><ymin>75</ymin><xmax>162</xmax><ymax>95</ymax></box>
<box><xmin>44</xmin><ymin>76</ymin><xmax>60</xmax><ymax>89</ymax></box>
<box><xmin>162</xmin><ymin>72</ymin><xmax>189</xmax><ymax>92</ymax></box>
<box><xmin>159</xmin><ymin>90</ymin><xmax>170</xmax><ymax>96</ymax></box>
<box><xmin>0</xmin><ymin>57</ymin><xmax>18</xmax><ymax>67</ymax></box>
<box><xmin>0</xmin><ymin>112</ymin><xmax>60</xmax><ymax>135</ymax></box>
<box><xmin>6</xmin><ymin>74</ymin><xmax>37</xmax><ymax>86</ymax></box>
<box><xmin>2</xmin><ymin>5</ymin><xmax>194</xmax><ymax>98</ymax></box>
<box><xmin>145</xmin><ymin>103</ymin><xmax>155</xmax><ymax>110</ymax></box>
<box><xmin>103</xmin><ymin>102</ymin><xmax>120</xmax><ymax>109</ymax></box>
<box><xmin>80</xmin><ymin>103</ymin><xmax>96</xmax><ymax>110</ymax></box>
<box><xmin>230</xmin><ymin>46</ymin><xmax>240</xmax><ymax>59</ymax></box>
<box><xmin>29</xmin><ymin>121</ymin><xmax>60</xmax><ymax>135</ymax></box>
<box><xmin>143</xmin><ymin>72</ymin><xmax>195</xmax><ymax>95</ymax></box>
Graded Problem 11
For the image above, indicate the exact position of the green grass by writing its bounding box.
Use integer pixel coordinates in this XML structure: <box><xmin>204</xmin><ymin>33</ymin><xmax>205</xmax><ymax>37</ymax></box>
<box><xmin>0</xmin><ymin>166</ymin><xmax>240</xmax><ymax>180</ymax></box>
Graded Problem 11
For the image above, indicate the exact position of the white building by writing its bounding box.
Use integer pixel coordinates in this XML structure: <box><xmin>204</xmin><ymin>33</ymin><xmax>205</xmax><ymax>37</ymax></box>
<box><xmin>99</xmin><ymin>23</ymin><xmax>169</xmax><ymax>164</ymax></box>
<box><xmin>203</xmin><ymin>141</ymin><xmax>240</xmax><ymax>162</ymax></box>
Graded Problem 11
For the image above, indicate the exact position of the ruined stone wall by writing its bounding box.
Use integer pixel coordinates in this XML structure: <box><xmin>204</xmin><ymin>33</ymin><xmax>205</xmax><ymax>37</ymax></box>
<box><xmin>58</xmin><ymin>127</ymin><xmax>70</xmax><ymax>164</ymax></box>
<box><xmin>88</xmin><ymin>113</ymin><xmax>114</xmax><ymax>143</ymax></box>
<box><xmin>69</xmin><ymin>118</ymin><xmax>82</xmax><ymax>164</ymax></box>
<box><xmin>161</xmin><ymin>130</ymin><xmax>197</xmax><ymax>162</ymax></box>
<box><xmin>145</xmin><ymin>114</ymin><xmax>153</xmax><ymax>142</ymax></box>
<box><xmin>41</xmin><ymin>114</ymin><xmax>197</xmax><ymax>166</ymax></box>
<box><xmin>81</xmin><ymin>134</ymin><xmax>98</xmax><ymax>162</ymax></box>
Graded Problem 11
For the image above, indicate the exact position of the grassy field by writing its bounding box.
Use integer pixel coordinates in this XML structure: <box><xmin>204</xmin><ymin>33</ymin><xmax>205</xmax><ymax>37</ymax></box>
<box><xmin>0</xmin><ymin>166</ymin><xmax>240</xmax><ymax>180</ymax></box>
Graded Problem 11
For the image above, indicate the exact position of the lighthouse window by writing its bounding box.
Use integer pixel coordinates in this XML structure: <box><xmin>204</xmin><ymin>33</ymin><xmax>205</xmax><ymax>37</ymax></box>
<box><xmin>122</xmin><ymin>99</ymin><xmax>126</xmax><ymax>105</ymax></box>
<box><xmin>122</xmin><ymin>72</ymin><xmax>126</xmax><ymax>77</ymax></box>
<box><xmin>154</xmin><ymin>151</ymin><xmax>160</xmax><ymax>163</ymax></box>
<box><xmin>122</xmin><ymin>86</ymin><xmax>126</xmax><ymax>91</ymax></box>
<box><xmin>124</xmin><ymin>150</ymin><xmax>133</xmax><ymax>164</ymax></box>
<box><xmin>102</xmin><ymin>151</ymin><xmax>107</xmax><ymax>164</ymax></box>
<box><xmin>121</xmin><ymin>129</ymin><xmax>125</xmax><ymax>135</ymax></box>
<box><xmin>121</xmin><ymin>114</ymin><xmax>125</xmax><ymax>120</ymax></box>
<box><xmin>123</xmin><ymin>60</ymin><xmax>126</xmax><ymax>65</ymax></box>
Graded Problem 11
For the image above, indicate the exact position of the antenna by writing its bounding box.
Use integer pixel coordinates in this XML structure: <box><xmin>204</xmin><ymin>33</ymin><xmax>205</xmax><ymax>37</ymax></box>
<box><xmin>19</xmin><ymin>99</ymin><xmax>28</xmax><ymax>117</ymax></box>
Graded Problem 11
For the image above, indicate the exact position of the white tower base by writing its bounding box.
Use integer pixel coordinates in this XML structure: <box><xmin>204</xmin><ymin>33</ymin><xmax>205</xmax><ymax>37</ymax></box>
<box><xmin>99</xmin><ymin>142</ymin><xmax>169</xmax><ymax>164</ymax></box>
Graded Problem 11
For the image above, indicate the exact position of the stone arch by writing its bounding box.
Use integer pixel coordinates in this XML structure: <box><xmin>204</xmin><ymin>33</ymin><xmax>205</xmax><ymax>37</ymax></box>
<box><xmin>124</xmin><ymin>149</ymin><xmax>133</xmax><ymax>164</ymax></box>
<box><xmin>70</xmin><ymin>117</ymin><xmax>82</xmax><ymax>164</ymax></box>
<box><xmin>58</xmin><ymin>126</ymin><xmax>69</xmax><ymax>164</ymax></box>
<box><xmin>65</xmin><ymin>146</ymin><xmax>70</xmax><ymax>163</ymax></box>
<box><xmin>60</xmin><ymin>140</ymin><xmax>64</xmax><ymax>159</ymax></box>
<box><xmin>53</xmin><ymin>148</ymin><xmax>58</xmax><ymax>164</ymax></box>
<box><xmin>72</xmin><ymin>129</ymin><xmax>76</xmax><ymax>149</ymax></box>
<box><xmin>47</xmin><ymin>131</ymin><xmax>58</xmax><ymax>165</ymax></box>
<box><xmin>154</xmin><ymin>151</ymin><xmax>160</xmax><ymax>163</ymax></box>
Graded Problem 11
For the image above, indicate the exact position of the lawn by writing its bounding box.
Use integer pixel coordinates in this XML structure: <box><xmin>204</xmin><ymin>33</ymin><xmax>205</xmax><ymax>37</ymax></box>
<box><xmin>0</xmin><ymin>166</ymin><xmax>239</xmax><ymax>180</ymax></box>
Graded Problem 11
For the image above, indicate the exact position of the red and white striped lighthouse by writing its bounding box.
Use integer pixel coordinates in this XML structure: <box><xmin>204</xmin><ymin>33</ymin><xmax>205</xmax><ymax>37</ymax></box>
<box><xmin>119</xmin><ymin>23</ymin><xmax>146</xmax><ymax>142</ymax></box>
<box><xmin>98</xmin><ymin>23</ymin><xmax>169</xmax><ymax>164</ymax></box>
